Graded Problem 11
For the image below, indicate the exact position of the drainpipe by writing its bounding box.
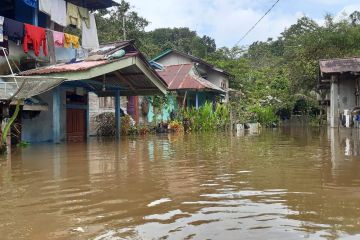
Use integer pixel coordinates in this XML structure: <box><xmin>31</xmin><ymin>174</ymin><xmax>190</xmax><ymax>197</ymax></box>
<box><xmin>195</xmin><ymin>92</ymin><xmax>199</xmax><ymax>109</ymax></box>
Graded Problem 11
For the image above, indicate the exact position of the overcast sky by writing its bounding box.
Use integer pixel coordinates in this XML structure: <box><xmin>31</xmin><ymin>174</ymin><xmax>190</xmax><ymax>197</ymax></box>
<box><xmin>123</xmin><ymin>0</ymin><xmax>360</xmax><ymax>48</ymax></box>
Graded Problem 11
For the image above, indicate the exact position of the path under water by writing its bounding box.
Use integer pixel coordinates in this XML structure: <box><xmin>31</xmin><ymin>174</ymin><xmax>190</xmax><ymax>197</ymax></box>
<box><xmin>1</xmin><ymin>128</ymin><xmax>360</xmax><ymax>239</ymax></box>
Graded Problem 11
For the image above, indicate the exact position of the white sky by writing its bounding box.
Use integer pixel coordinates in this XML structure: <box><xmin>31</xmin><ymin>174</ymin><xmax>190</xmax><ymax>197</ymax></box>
<box><xmin>121</xmin><ymin>0</ymin><xmax>360</xmax><ymax>47</ymax></box>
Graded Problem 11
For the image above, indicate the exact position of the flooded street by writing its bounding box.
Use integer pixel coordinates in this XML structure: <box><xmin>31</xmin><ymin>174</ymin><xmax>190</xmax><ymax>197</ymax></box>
<box><xmin>2</xmin><ymin>128</ymin><xmax>360</xmax><ymax>239</ymax></box>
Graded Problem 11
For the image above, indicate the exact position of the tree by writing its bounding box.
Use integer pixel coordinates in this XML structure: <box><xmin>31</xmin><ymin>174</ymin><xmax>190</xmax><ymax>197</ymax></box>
<box><xmin>142</xmin><ymin>28</ymin><xmax>217</xmax><ymax>58</ymax></box>
<box><xmin>95</xmin><ymin>0</ymin><xmax>149</xmax><ymax>44</ymax></box>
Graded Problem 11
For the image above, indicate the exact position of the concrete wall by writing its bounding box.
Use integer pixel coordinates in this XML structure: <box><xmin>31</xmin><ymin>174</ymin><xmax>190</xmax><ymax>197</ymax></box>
<box><xmin>329</xmin><ymin>75</ymin><xmax>357</xmax><ymax>128</ymax></box>
<box><xmin>207</xmin><ymin>71</ymin><xmax>226</xmax><ymax>88</ymax></box>
<box><xmin>21</xmin><ymin>89</ymin><xmax>67</xmax><ymax>142</ymax></box>
<box><xmin>338</xmin><ymin>78</ymin><xmax>356</xmax><ymax>112</ymax></box>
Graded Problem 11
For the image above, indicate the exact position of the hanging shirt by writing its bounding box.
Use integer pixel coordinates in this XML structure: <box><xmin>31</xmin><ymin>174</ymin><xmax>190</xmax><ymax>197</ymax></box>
<box><xmin>53</xmin><ymin>31</ymin><xmax>64</xmax><ymax>47</ymax></box>
<box><xmin>78</xmin><ymin>7</ymin><xmax>90</xmax><ymax>28</ymax></box>
<box><xmin>39</xmin><ymin>0</ymin><xmax>51</xmax><ymax>16</ymax></box>
<box><xmin>64</xmin><ymin>33</ymin><xmax>79</xmax><ymax>49</ymax></box>
<box><xmin>82</xmin><ymin>13</ymin><xmax>99</xmax><ymax>50</ymax></box>
<box><xmin>3</xmin><ymin>18</ymin><xmax>24</xmax><ymax>43</ymax></box>
<box><xmin>23</xmin><ymin>0</ymin><xmax>37</xmax><ymax>8</ymax></box>
<box><xmin>67</xmin><ymin>2</ymin><xmax>81</xmax><ymax>29</ymax></box>
<box><xmin>0</xmin><ymin>36</ymin><xmax>9</xmax><ymax>56</ymax></box>
<box><xmin>0</xmin><ymin>16</ymin><xmax>4</xmax><ymax>43</ymax></box>
<box><xmin>23</xmin><ymin>24</ymin><xmax>47</xmax><ymax>56</ymax></box>
<box><xmin>51</xmin><ymin>0</ymin><xmax>67</xmax><ymax>27</ymax></box>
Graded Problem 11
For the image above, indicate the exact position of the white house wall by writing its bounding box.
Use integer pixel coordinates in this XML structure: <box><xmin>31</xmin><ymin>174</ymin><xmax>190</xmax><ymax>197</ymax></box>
<box><xmin>156</xmin><ymin>53</ymin><xmax>192</xmax><ymax>66</ymax></box>
<box><xmin>208</xmin><ymin>71</ymin><xmax>229</xmax><ymax>102</ymax></box>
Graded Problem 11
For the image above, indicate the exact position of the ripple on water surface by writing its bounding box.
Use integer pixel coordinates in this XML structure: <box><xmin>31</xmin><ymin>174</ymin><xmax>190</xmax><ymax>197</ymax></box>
<box><xmin>1</xmin><ymin>129</ymin><xmax>360</xmax><ymax>239</ymax></box>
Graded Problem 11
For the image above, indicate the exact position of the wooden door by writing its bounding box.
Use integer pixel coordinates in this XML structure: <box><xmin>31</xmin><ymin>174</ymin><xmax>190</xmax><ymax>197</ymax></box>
<box><xmin>66</xmin><ymin>109</ymin><xmax>86</xmax><ymax>142</ymax></box>
<box><xmin>127</xmin><ymin>96</ymin><xmax>139</xmax><ymax>123</ymax></box>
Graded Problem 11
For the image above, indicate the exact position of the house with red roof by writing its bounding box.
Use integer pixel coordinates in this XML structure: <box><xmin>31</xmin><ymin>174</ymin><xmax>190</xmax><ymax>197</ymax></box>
<box><xmin>142</xmin><ymin>49</ymin><xmax>230</xmax><ymax>123</ymax></box>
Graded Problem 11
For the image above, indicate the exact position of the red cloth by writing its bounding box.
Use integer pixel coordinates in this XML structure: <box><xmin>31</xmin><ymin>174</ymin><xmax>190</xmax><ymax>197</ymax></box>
<box><xmin>23</xmin><ymin>24</ymin><xmax>47</xmax><ymax>56</ymax></box>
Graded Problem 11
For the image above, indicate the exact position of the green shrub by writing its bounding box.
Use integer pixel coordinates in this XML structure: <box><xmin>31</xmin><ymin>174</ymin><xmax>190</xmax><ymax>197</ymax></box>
<box><xmin>181</xmin><ymin>102</ymin><xmax>230</xmax><ymax>132</ymax></box>
<box><xmin>250</xmin><ymin>105</ymin><xmax>278</xmax><ymax>127</ymax></box>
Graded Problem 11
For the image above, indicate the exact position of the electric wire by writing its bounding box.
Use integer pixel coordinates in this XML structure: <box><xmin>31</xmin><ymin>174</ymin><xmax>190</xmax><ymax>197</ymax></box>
<box><xmin>235</xmin><ymin>0</ymin><xmax>281</xmax><ymax>45</ymax></box>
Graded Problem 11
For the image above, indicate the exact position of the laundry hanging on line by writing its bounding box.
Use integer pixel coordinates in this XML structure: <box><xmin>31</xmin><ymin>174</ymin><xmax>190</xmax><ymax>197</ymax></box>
<box><xmin>64</xmin><ymin>33</ymin><xmax>79</xmax><ymax>49</ymax></box>
<box><xmin>0</xmin><ymin>17</ymin><xmax>4</xmax><ymax>43</ymax></box>
<box><xmin>39</xmin><ymin>0</ymin><xmax>52</xmax><ymax>16</ymax></box>
<box><xmin>3</xmin><ymin>18</ymin><xmax>24</xmax><ymax>43</ymax></box>
<box><xmin>82</xmin><ymin>13</ymin><xmax>99</xmax><ymax>50</ymax></box>
<box><xmin>78</xmin><ymin>6</ymin><xmax>90</xmax><ymax>28</ymax></box>
<box><xmin>0</xmin><ymin>37</ymin><xmax>9</xmax><ymax>56</ymax></box>
<box><xmin>52</xmin><ymin>31</ymin><xmax>64</xmax><ymax>47</ymax></box>
<box><xmin>51</xmin><ymin>0</ymin><xmax>67</xmax><ymax>27</ymax></box>
<box><xmin>67</xmin><ymin>2</ymin><xmax>82</xmax><ymax>29</ymax></box>
<box><xmin>23</xmin><ymin>23</ymin><xmax>47</xmax><ymax>56</ymax></box>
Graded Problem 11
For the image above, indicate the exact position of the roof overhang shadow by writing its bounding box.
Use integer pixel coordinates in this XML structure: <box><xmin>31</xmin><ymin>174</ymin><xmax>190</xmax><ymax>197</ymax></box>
<box><xmin>19</xmin><ymin>55</ymin><xmax>168</xmax><ymax>97</ymax></box>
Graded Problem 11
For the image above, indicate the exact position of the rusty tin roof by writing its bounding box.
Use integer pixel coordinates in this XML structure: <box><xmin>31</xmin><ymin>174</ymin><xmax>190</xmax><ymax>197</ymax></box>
<box><xmin>157</xmin><ymin>64</ymin><xmax>225</xmax><ymax>93</ymax></box>
<box><xmin>320</xmin><ymin>57</ymin><xmax>360</xmax><ymax>74</ymax></box>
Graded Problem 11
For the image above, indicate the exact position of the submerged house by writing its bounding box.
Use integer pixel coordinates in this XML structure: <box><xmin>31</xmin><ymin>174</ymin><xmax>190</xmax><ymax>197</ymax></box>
<box><xmin>319</xmin><ymin>57</ymin><xmax>360</xmax><ymax>128</ymax></box>
<box><xmin>142</xmin><ymin>50</ymin><xmax>231</xmax><ymax>123</ymax></box>
<box><xmin>157</xmin><ymin>64</ymin><xmax>225</xmax><ymax>108</ymax></box>
<box><xmin>144</xmin><ymin>63</ymin><xmax>226</xmax><ymax>123</ymax></box>
<box><xmin>0</xmin><ymin>0</ymin><xmax>167</xmax><ymax>144</ymax></box>
<box><xmin>151</xmin><ymin>49</ymin><xmax>231</xmax><ymax>102</ymax></box>
<box><xmin>85</xmin><ymin>50</ymin><xmax>231</xmax><ymax>125</ymax></box>
<box><xmin>18</xmin><ymin>41</ymin><xmax>167</xmax><ymax>142</ymax></box>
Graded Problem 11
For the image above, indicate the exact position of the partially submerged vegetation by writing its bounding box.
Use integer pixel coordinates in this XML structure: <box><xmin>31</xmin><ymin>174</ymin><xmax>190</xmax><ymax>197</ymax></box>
<box><xmin>95</xmin><ymin>1</ymin><xmax>360</xmax><ymax>126</ymax></box>
<box><xmin>205</xmin><ymin>13</ymin><xmax>360</xmax><ymax>126</ymax></box>
<box><xmin>180</xmin><ymin>102</ymin><xmax>230</xmax><ymax>132</ymax></box>
<box><xmin>94</xmin><ymin>101</ymin><xmax>231</xmax><ymax>137</ymax></box>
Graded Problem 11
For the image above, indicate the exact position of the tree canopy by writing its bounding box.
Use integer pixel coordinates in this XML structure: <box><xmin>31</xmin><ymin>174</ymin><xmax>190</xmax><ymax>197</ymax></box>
<box><xmin>95</xmin><ymin>1</ymin><xmax>360</xmax><ymax>124</ymax></box>
<box><xmin>95</xmin><ymin>2</ymin><xmax>216</xmax><ymax>59</ymax></box>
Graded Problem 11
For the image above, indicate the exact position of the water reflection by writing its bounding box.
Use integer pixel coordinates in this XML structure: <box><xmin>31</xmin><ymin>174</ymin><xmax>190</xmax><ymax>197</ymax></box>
<box><xmin>1</xmin><ymin>129</ymin><xmax>360</xmax><ymax>239</ymax></box>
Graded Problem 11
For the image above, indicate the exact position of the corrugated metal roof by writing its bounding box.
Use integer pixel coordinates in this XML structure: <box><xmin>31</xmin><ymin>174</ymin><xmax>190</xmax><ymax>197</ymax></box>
<box><xmin>20</xmin><ymin>54</ymin><xmax>138</xmax><ymax>75</ymax></box>
<box><xmin>20</xmin><ymin>60</ymin><xmax>110</xmax><ymax>75</ymax></box>
<box><xmin>157</xmin><ymin>64</ymin><xmax>225</xmax><ymax>93</ymax></box>
<box><xmin>320</xmin><ymin>57</ymin><xmax>360</xmax><ymax>74</ymax></box>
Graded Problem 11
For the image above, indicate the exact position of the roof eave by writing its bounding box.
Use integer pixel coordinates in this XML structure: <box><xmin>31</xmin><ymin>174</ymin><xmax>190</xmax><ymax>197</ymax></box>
<box><xmin>152</xmin><ymin>49</ymin><xmax>232</xmax><ymax>77</ymax></box>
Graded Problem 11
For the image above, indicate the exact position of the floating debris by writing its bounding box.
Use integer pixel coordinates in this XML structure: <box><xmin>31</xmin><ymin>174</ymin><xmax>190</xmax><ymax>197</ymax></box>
<box><xmin>147</xmin><ymin>198</ymin><xmax>172</xmax><ymax>207</ymax></box>
<box><xmin>72</xmin><ymin>227</ymin><xmax>85</xmax><ymax>233</ymax></box>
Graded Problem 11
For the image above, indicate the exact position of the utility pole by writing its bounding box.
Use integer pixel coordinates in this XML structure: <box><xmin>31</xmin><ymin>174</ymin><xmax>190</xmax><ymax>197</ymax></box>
<box><xmin>122</xmin><ymin>15</ymin><xmax>126</xmax><ymax>40</ymax></box>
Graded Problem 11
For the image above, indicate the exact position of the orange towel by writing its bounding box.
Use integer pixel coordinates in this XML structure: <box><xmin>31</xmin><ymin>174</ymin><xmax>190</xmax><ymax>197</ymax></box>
<box><xmin>64</xmin><ymin>33</ymin><xmax>79</xmax><ymax>49</ymax></box>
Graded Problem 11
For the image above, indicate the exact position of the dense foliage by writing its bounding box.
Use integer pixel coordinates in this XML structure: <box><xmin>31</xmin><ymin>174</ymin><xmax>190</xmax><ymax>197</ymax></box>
<box><xmin>95</xmin><ymin>1</ymin><xmax>360</xmax><ymax>126</ymax></box>
<box><xmin>205</xmin><ymin>13</ymin><xmax>360</xmax><ymax>125</ymax></box>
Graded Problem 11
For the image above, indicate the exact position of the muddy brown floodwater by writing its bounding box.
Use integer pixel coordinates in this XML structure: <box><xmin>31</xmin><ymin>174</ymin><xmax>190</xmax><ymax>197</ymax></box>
<box><xmin>1</xmin><ymin>128</ymin><xmax>360</xmax><ymax>239</ymax></box>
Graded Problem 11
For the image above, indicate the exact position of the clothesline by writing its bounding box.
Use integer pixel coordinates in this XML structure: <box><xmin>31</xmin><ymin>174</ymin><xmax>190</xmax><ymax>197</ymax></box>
<box><xmin>0</xmin><ymin>0</ymin><xmax>99</xmax><ymax>57</ymax></box>
<box><xmin>0</xmin><ymin>14</ymin><xmax>98</xmax><ymax>57</ymax></box>
<box><xmin>0</xmin><ymin>17</ymin><xmax>80</xmax><ymax>57</ymax></box>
